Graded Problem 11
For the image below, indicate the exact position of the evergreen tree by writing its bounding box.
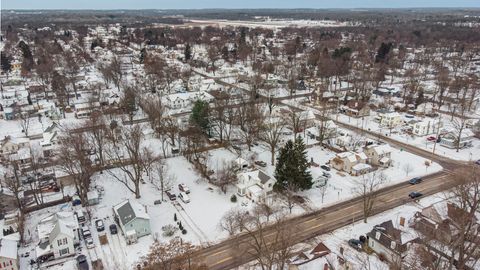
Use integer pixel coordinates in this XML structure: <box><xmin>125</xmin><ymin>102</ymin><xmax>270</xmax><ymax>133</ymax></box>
<box><xmin>184</xmin><ymin>43</ymin><xmax>192</xmax><ymax>61</ymax></box>
<box><xmin>274</xmin><ymin>137</ymin><xmax>313</xmax><ymax>191</ymax></box>
<box><xmin>0</xmin><ymin>52</ymin><xmax>12</xmax><ymax>74</ymax></box>
<box><xmin>190</xmin><ymin>100</ymin><xmax>210</xmax><ymax>134</ymax></box>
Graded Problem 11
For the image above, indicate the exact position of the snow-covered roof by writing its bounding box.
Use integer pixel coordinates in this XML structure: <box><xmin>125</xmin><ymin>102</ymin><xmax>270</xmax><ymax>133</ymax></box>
<box><xmin>367</xmin><ymin>144</ymin><xmax>393</xmax><ymax>155</ymax></box>
<box><xmin>0</xmin><ymin>238</ymin><xmax>18</xmax><ymax>259</ymax></box>
<box><xmin>37</xmin><ymin>211</ymin><xmax>78</xmax><ymax>241</ymax></box>
<box><xmin>113</xmin><ymin>199</ymin><xmax>150</xmax><ymax>226</ymax></box>
<box><xmin>49</xmin><ymin>220</ymin><xmax>74</xmax><ymax>242</ymax></box>
<box><xmin>352</xmin><ymin>163</ymin><xmax>371</xmax><ymax>171</ymax></box>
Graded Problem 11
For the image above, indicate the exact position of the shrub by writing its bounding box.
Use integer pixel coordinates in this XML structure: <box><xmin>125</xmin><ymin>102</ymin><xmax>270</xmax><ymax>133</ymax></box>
<box><xmin>230</xmin><ymin>194</ymin><xmax>237</xmax><ymax>203</ymax></box>
<box><xmin>174</xmin><ymin>213</ymin><xmax>177</xmax><ymax>222</ymax></box>
<box><xmin>182</xmin><ymin>229</ymin><xmax>187</xmax><ymax>234</ymax></box>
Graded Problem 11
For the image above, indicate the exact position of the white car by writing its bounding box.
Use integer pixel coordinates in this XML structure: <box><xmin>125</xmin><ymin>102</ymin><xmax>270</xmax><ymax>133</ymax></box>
<box><xmin>85</xmin><ymin>237</ymin><xmax>95</xmax><ymax>249</ymax></box>
<box><xmin>178</xmin><ymin>183</ymin><xmax>190</xmax><ymax>194</ymax></box>
<box><xmin>178</xmin><ymin>192</ymin><xmax>190</xmax><ymax>203</ymax></box>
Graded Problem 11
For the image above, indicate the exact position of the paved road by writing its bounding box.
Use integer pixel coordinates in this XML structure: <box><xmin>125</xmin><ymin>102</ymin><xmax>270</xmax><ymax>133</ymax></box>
<box><xmin>181</xmin><ymin>72</ymin><xmax>470</xmax><ymax>269</ymax></box>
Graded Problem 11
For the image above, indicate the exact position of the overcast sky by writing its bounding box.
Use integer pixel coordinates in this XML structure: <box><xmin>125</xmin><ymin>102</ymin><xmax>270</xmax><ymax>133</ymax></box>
<box><xmin>3</xmin><ymin>0</ymin><xmax>480</xmax><ymax>10</ymax></box>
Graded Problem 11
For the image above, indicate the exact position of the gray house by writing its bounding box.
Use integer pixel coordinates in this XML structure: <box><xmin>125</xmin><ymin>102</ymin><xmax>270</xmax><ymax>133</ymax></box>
<box><xmin>113</xmin><ymin>200</ymin><xmax>151</xmax><ymax>243</ymax></box>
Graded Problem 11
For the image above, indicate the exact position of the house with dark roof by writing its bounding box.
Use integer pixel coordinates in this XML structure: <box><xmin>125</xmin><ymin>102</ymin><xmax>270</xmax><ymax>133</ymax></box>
<box><xmin>235</xmin><ymin>170</ymin><xmax>276</xmax><ymax>203</ymax></box>
<box><xmin>113</xmin><ymin>200</ymin><xmax>151</xmax><ymax>244</ymax></box>
<box><xmin>288</xmin><ymin>242</ymin><xmax>331</xmax><ymax>266</ymax></box>
<box><xmin>342</xmin><ymin>100</ymin><xmax>370</xmax><ymax>118</ymax></box>
<box><xmin>367</xmin><ymin>219</ymin><xmax>418</xmax><ymax>263</ymax></box>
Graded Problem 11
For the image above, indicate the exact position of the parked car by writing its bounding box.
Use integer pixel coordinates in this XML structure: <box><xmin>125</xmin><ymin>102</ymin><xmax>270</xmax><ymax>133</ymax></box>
<box><xmin>77</xmin><ymin>255</ymin><xmax>89</xmax><ymax>270</ymax></box>
<box><xmin>348</xmin><ymin>239</ymin><xmax>363</xmax><ymax>251</ymax></box>
<box><xmin>409</xmin><ymin>191</ymin><xmax>423</xmax><ymax>199</ymax></box>
<box><xmin>81</xmin><ymin>227</ymin><xmax>91</xmax><ymax>239</ymax></box>
<box><xmin>426</xmin><ymin>136</ymin><xmax>436</xmax><ymax>142</ymax></box>
<box><xmin>178</xmin><ymin>183</ymin><xmax>190</xmax><ymax>194</ymax></box>
<box><xmin>475</xmin><ymin>160</ymin><xmax>480</xmax><ymax>166</ymax></box>
<box><xmin>76</xmin><ymin>211</ymin><xmax>86</xmax><ymax>224</ymax></box>
<box><xmin>179</xmin><ymin>192</ymin><xmax>190</xmax><ymax>203</ymax></box>
<box><xmin>408</xmin><ymin>177</ymin><xmax>422</xmax><ymax>185</ymax></box>
<box><xmin>85</xmin><ymin>237</ymin><xmax>95</xmax><ymax>249</ymax></box>
<box><xmin>109</xmin><ymin>224</ymin><xmax>118</xmax><ymax>235</ymax></box>
<box><xmin>322</xmin><ymin>172</ymin><xmax>332</xmax><ymax>178</ymax></box>
<box><xmin>165</xmin><ymin>190</ymin><xmax>176</xmax><ymax>201</ymax></box>
<box><xmin>320</xmin><ymin>165</ymin><xmax>331</xmax><ymax>171</ymax></box>
<box><xmin>154</xmin><ymin>200</ymin><xmax>162</xmax><ymax>205</ymax></box>
<box><xmin>254</xmin><ymin>160</ymin><xmax>267</xmax><ymax>167</ymax></box>
<box><xmin>95</xmin><ymin>219</ymin><xmax>104</xmax><ymax>232</ymax></box>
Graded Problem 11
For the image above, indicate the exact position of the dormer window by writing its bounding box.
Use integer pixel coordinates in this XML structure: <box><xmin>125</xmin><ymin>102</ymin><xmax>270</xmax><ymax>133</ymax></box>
<box><xmin>375</xmin><ymin>231</ymin><xmax>381</xmax><ymax>240</ymax></box>
<box><xmin>390</xmin><ymin>241</ymin><xmax>396</xmax><ymax>250</ymax></box>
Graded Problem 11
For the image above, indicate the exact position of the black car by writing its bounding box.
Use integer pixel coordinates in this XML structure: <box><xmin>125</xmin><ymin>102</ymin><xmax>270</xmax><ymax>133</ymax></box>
<box><xmin>77</xmin><ymin>254</ymin><xmax>89</xmax><ymax>270</ymax></box>
<box><xmin>95</xmin><ymin>219</ymin><xmax>105</xmax><ymax>232</ymax></box>
<box><xmin>408</xmin><ymin>177</ymin><xmax>422</xmax><ymax>185</ymax></box>
<box><xmin>320</xmin><ymin>165</ymin><xmax>331</xmax><ymax>171</ymax></box>
<box><xmin>409</xmin><ymin>191</ymin><xmax>423</xmax><ymax>199</ymax></box>
<box><xmin>109</xmin><ymin>224</ymin><xmax>118</xmax><ymax>235</ymax></box>
<box><xmin>348</xmin><ymin>239</ymin><xmax>362</xmax><ymax>251</ymax></box>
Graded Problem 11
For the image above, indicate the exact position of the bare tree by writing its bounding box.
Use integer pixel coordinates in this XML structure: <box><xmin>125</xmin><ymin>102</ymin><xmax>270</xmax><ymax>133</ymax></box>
<box><xmin>57</xmin><ymin>129</ymin><xmax>94</xmax><ymax>205</ymax></box>
<box><xmin>260</xmin><ymin>118</ymin><xmax>285</xmax><ymax>166</ymax></box>
<box><xmin>152</xmin><ymin>161</ymin><xmax>175</xmax><ymax>201</ymax></box>
<box><xmin>106</xmin><ymin>124</ymin><xmax>157</xmax><ymax>198</ymax></box>
<box><xmin>402</xmin><ymin>163</ymin><xmax>413</xmax><ymax>176</ymax></box>
<box><xmin>19</xmin><ymin>111</ymin><xmax>32</xmax><ymax>137</ymax></box>
<box><xmin>213</xmin><ymin>161</ymin><xmax>237</xmax><ymax>194</ymax></box>
<box><xmin>354</xmin><ymin>171</ymin><xmax>387</xmax><ymax>223</ymax></box>
<box><xmin>140</xmin><ymin>237</ymin><xmax>204</xmax><ymax>270</ymax></box>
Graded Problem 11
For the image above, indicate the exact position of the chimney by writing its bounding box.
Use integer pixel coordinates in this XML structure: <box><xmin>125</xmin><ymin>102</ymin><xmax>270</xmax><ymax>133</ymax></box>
<box><xmin>399</xmin><ymin>217</ymin><xmax>405</xmax><ymax>227</ymax></box>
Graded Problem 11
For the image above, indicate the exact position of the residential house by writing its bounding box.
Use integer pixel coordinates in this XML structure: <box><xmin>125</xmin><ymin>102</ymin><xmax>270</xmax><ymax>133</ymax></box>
<box><xmin>364</xmin><ymin>144</ymin><xmax>393</xmax><ymax>167</ymax></box>
<box><xmin>330</xmin><ymin>151</ymin><xmax>371</xmax><ymax>176</ymax></box>
<box><xmin>40</xmin><ymin>123</ymin><xmax>59</xmax><ymax>157</ymax></box>
<box><xmin>367</xmin><ymin>219</ymin><xmax>418</xmax><ymax>263</ymax></box>
<box><xmin>288</xmin><ymin>242</ymin><xmax>331</xmax><ymax>266</ymax></box>
<box><xmin>113</xmin><ymin>200</ymin><xmax>151</xmax><ymax>244</ymax></box>
<box><xmin>379</xmin><ymin>112</ymin><xmax>403</xmax><ymax>128</ymax></box>
<box><xmin>0</xmin><ymin>238</ymin><xmax>18</xmax><ymax>270</ymax></box>
<box><xmin>36</xmin><ymin>212</ymin><xmax>80</xmax><ymax>260</ymax></box>
<box><xmin>0</xmin><ymin>136</ymin><xmax>29</xmax><ymax>158</ymax></box>
<box><xmin>411</xmin><ymin>120</ymin><xmax>442</xmax><ymax>136</ymax></box>
<box><xmin>74</xmin><ymin>102</ymin><xmax>100</xmax><ymax>118</ymax></box>
<box><xmin>343</xmin><ymin>101</ymin><xmax>370</xmax><ymax>118</ymax></box>
<box><xmin>235</xmin><ymin>170</ymin><xmax>276</xmax><ymax>203</ymax></box>
<box><xmin>162</xmin><ymin>91</ymin><xmax>214</xmax><ymax>110</ymax></box>
<box><xmin>412</xmin><ymin>202</ymin><xmax>478</xmax><ymax>246</ymax></box>
<box><xmin>440</xmin><ymin>128</ymin><xmax>474</xmax><ymax>149</ymax></box>
<box><xmin>298</xmin><ymin>110</ymin><xmax>316</xmax><ymax>129</ymax></box>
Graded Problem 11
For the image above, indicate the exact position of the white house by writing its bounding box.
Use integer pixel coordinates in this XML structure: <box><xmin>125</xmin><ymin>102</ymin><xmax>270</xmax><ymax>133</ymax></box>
<box><xmin>440</xmin><ymin>128</ymin><xmax>474</xmax><ymax>149</ymax></box>
<box><xmin>364</xmin><ymin>144</ymin><xmax>393</xmax><ymax>167</ymax></box>
<box><xmin>0</xmin><ymin>238</ymin><xmax>18</xmax><ymax>270</ymax></box>
<box><xmin>235</xmin><ymin>170</ymin><xmax>276</xmax><ymax>203</ymax></box>
<box><xmin>411</xmin><ymin>120</ymin><xmax>442</xmax><ymax>136</ymax></box>
<box><xmin>35</xmin><ymin>211</ymin><xmax>79</xmax><ymax>260</ymax></box>
<box><xmin>330</xmin><ymin>151</ymin><xmax>371</xmax><ymax>176</ymax></box>
<box><xmin>162</xmin><ymin>91</ymin><xmax>214</xmax><ymax>110</ymax></box>
<box><xmin>379</xmin><ymin>112</ymin><xmax>403</xmax><ymax>128</ymax></box>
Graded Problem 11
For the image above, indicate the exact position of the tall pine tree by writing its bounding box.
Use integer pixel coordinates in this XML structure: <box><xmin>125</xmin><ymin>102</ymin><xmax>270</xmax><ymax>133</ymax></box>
<box><xmin>274</xmin><ymin>137</ymin><xmax>313</xmax><ymax>191</ymax></box>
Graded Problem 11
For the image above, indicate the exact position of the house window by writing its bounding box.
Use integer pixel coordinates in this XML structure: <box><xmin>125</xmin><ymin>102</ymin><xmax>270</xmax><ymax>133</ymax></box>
<box><xmin>390</xmin><ymin>241</ymin><xmax>396</xmax><ymax>250</ymax></box>
<box><xmin>375</xmin><ymin>231</ymin><xmax>381</xmax><ymax>240</ymax></box>
<box><xmin>59</xmin><ymin>248</ymin><xmax>69</xmax><ymax>256</ymax></box>
<box><xmin>63</xmin><ymin>238</ymin><xmax>68</xmax><ymax>245</ymax></box>
<box><xmin>57</xmin><ymin>239</ymin><xmax>62</xmax><ymax>246</ymax></box>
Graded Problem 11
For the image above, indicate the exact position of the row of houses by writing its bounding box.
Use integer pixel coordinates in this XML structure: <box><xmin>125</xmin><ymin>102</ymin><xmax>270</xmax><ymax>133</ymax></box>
<box><xmin>330</xmin><ymin>143</ymin><xmax>393</xmax><ymax>176</ymax></box>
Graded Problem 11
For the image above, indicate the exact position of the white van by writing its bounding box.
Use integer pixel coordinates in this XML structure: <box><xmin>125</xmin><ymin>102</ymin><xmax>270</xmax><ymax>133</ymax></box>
<box><xmin>178</xmin><ymin>192</ymin><xmax>190</xmax><ymax>203</ymax></box>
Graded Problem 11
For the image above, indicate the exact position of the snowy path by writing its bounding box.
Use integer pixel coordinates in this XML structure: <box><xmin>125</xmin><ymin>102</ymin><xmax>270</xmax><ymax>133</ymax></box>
<box><xmin>172</xmin><ymin>201</ymin><xmax>210</xmax><ymax>245</ymax></box>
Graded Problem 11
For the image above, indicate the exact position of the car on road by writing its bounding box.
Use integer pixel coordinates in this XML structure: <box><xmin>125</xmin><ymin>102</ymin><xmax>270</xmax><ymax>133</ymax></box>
<box><xmin>85</xmin><ymin>237</ymin><xmax>95</xmax><ymax>249</ymax></box>
<box><xmin>320</xmin><ymin>165</ymin><xmax>331</xmax><ymax>171</ymax></box>
<box><xmin>95</xmin><ymin>219</ymin><xmax>104</xmax><ymax>232</ymax></box>
<box><xmin>77</xmin><ymin>255</ymin><xmax>89</xmax><ymax>270</ymax></box>
<box><xmin>178</xmin><ymin>192</ymin><xmax>190</xmax><ymax>203</ymax></box>
<box><xmin>165</xmin><ymin>190</ymin><xmax>176</xmax><ymax>201</ymax></box>
<box><xmin>408</xmin><ymin>177</ymin><xmax>422</xmax><ymax>185</ymax></box>
<box><xmin>348</xmin><ymin>239</ymin><xmax>363</xmax><ymax>251</ymax></box>
<box><xmin>409</xmin><ymin>191</ymin><xmax>423</xmax><ymax>199</ymax></box>
<box><xmin>178</xmin><ymin>183</ymin><xmax>190</xmax><ymax>194</ymax></box>
<box><xmin>109</xmin><ymin>224</ymin><xmax>118</xmax><ymax>235</ymax></box>
<box><xmin>254</xmin><ymin>160</ymin><xmax>267</xmax><ymax>167</ymax></box>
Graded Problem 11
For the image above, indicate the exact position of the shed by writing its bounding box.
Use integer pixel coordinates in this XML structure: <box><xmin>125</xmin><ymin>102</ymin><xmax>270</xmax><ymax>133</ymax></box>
<box><xmin>87</xmin><ymin>190</ymin><xmax>100</xmax><ymax>206</ymax></box>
